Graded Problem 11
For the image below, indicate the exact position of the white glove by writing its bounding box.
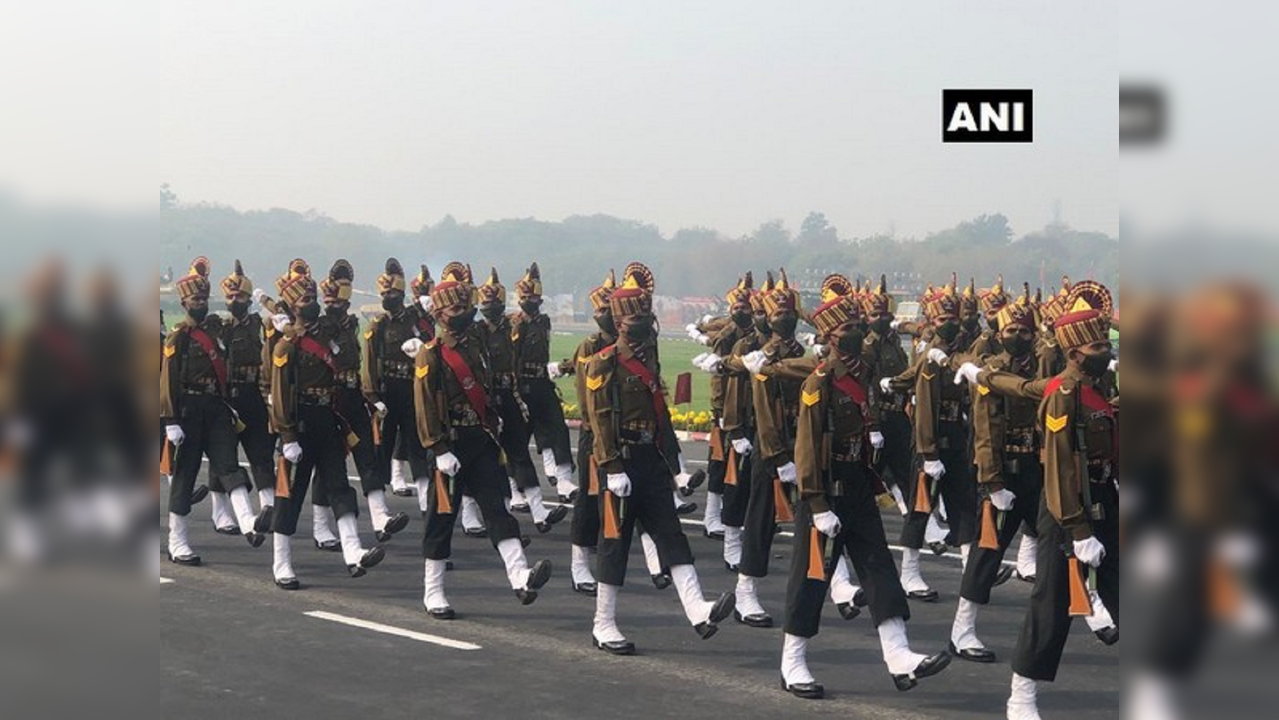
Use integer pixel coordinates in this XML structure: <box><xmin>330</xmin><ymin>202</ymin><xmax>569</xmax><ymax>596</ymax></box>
<box><xmin>165</xmin><ymin>424</ymin><xmax>185</xmax><ymax>445</ymax></box>
<box><xmin>691</xmin><ymin>352</ymin><xmax>710</xmax><ymax>369</ymax></box>
<box><xmin>699</xmin><ymin>353</ymin><xmax>723</xmax><ymax>373</ymax></box>
<box><xmin>869</xmin><ymin>431</ymin><xmax>884</xmax><ymax>449</ymax></box>
<box><xmin>251</xmin><ymin>288</ymin><xmax>267</xmax><ymax>306</ymax></box>
<box><xmin>1073</xmin><ymin>536</ymin><xmax>1106</xmax><ymax>567</ymax></box>
<box><xmin>743</xmin><ymin>350</ymin><xmax>769</xmax><ymax>375</ymax></box>
<box><xmin>401</xmin><ymin>338</ymin><xmax>424</xmax><ymax>358</ymax></box>
<box><xmin>685</xmin><ymin>324</ymin><xmax>708</xmax><ymax>344</ymax></box>
<box><xmin>926</xmin><ymin>348</ymin><xmax>949</xmax><ymax>366</ymax></box>
<box><xmin>1108</xmin><ymin>358</ymin><xmax>1118</xmax><ymax>373</ymax></box>
<box><xmin>954</xmin><ymin>362</ymin><xmax>981</xmax><ymax>386</ymax></box>
<box><xmin>915</xmin><ymin>340</ymin><xmax>928</xmax><ymax>354</ymax></box>
<box><xmin>435</xmin><ymin>451</ymin><xmax>461</xmax><ymax>477</ymax></box>
<box><xmin>797</xmin><ymin>332</ymin><xmax>817</xmax><ymax>347</ymax></box>
<box><xmin>777</xmin><ymin>461</ymin><xmax>798</xmax><ymax>485</ymax></box>
<box><xmin>546</xmin><ymin>361</ymin><xmax>563</xmax><ymax>379</ymax></box>
<box><xmin>607</xmin><ymin>472</ymin><xmax>632</xmax><ymax>498</ymax></box>
<box><xmin>879</xmin><ymin>377</ymin><xmax>893</xmax><ymax>394</ymax></box>
<box><xmin>418</xmin><ymin>295</ymin><xmax>434</xmax><ymax>313</ymax></box>
<box><xmin>731</xmin><ymin>438</ymin><xmax>753</xmax><ymax>455</ymax></box>
<box><xmin>890</xmin><ymin>319</ymin><xmax>902</xmax><ymax>331</ymax></box>
<box><xmin>271</xmin><ymin>313</ymin><xmax>292</xmax><ymax>333</ymax></box>
<box><xmin>282</xmin><ymin>442</ymin><xmax>303</xmax><ymax>463</ymax></box>
<box><xmin>811</xmin><ymin>343</ymin><xmax>826</xmax><ymax>357</ymax></box>
<box><xmin>812</xmin><ymin>511</ymin><xmax>842</xmax><ymax>538</ymax></box>
<box><xmin>923</xmin><ymin>459</ymin><xmax>946</xmax><ymax>479</ymax></box>
<box><xmin>989</xmin><ymin>487</ymin><xmax>1016</xmax><ymax>512</ymax></box>
<box><xmin>373</xmin><ymin>401</ymin><xmax>388</xmax><ymax>416</ymax></box>
<box><xmin>700</xmin><ymin>313</ymin><xmax>715</xmax><ymax>325</ymax></box>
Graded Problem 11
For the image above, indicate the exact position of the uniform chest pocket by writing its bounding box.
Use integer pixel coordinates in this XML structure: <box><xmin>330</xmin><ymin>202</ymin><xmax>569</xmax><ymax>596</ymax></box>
<box><xmin>1085</xmin><ymin>415</ymin><xmax>1114</xmax><ymax>459</ymax></box>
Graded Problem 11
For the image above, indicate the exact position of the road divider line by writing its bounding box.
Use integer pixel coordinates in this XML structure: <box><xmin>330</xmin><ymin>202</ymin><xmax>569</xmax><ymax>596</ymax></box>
<box><xmin>160</xmin><ymin>577</ymin><xmax>175</xmax><ymax>584</ymax></box>
<box><xmin>304</xmin><ymin>611</ymin><xmax>481</xmax><ymax>651</ymax></box>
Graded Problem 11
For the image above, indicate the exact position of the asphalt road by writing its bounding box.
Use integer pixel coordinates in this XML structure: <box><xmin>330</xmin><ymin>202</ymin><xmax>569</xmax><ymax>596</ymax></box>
<box><xmin>160</xmin><ymin>434</ymin><xmax>1118</xmax><ymax>719</ymax></box>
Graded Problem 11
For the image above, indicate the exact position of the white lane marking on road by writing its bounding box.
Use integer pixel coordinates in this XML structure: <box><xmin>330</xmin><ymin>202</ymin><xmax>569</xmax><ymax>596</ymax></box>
<box><xmin>304</xmin><ymin>611</ymin><xmax>481</xmax><ymax>651</ymax></box>
<box><xmin>160</xmin><ymin>577</ymin><xmax>175</xmax><ymax>584</ymax></box>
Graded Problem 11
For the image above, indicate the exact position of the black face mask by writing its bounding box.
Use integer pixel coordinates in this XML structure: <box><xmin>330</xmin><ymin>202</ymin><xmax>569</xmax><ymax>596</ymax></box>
<box><xmin>1079</xmin><ymin>350</ymin><xmax>1114</xmax><ymax>378</ymax></box>
<box><xmin>227</xmin><ymin>300</ymin><xmax>250</xmax><ymax>320</ymax></box>
<box><xmin>382</xmin><ymin>296</ymin><xmax>403</xmax><ymax>313</ymax></box>
<box><xmin>623</xmin><ymin>316</ymin><xmax>654</xmax><ymax>342</ymax></box>
<box><xmin>770</xmin><ymin>314</ymin><xmax>798</xmax><ymax>338</ymax></box>
<box><xmin>519</xmin><ymin>300</ymin><xmax>541</xmax><ymax>316</ymax></box>
<box><xmin>871</xmin><ymin>317</ymin><xmax>893</xmax><ymax>335</ymax></box>
<box><xmin>962</xmin><ymin>316</ymin><xmax>980</xmax><ymax>333</ymax></box>
<box><xmin>935</xmin><ymin>320</ymin><xmax>960</xmax><ymax>343</ymax></box>
<box><xmin>595</xmin><ymin>312</ymin><xmax>616</xmax><ymax>337</ymax></box>
<box><xmin>325</xmin><ymin>304</ymin><xmax>347</xmax><ymax>319</ymax></box>
<box><xmin>837</xmin><ymin>329</ymin><xmax>865</xmax><ymax>355</ymax></box>
<box><xmin>447</xmin><ymin>312</ymin><xmax>474</xmax><ymax>334</ymax></box>
<box><xmin>298</xmin><ymin>301</ymin><xmax>321</xmax><ymax>324</ymax></box>
<box><xmin>187</xmin><ymin>305</ymin><xmax>209</xmax><ymax>324</ymax></box>
<box><xmin>987</xmin><ymin>317</ymin><xmax>1000</xmax><ymax>333</ymax></box>
<box><xmin>1001</xmin><ymin>334</ymin><xmax>1033</xmax><ymax>357</ymax></box>
<box><xmin>481</xmin><ymin>304</ymin><xmax>505</xmax><ymax>323</ymax></box>
<box><xmin>731</xmin><ymin>310</ymin><xmax>752</xmax><ymax>328</ymax></box>
<box><xmin>753</xmin><ymin>315</ymin><xmax>770</xmax><ymax>335</ymax></box>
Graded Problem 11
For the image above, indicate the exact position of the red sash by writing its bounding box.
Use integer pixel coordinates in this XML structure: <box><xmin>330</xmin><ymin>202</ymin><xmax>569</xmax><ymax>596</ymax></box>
<box><xmin>613</xmin><ymin>345</ymin><xmax>669</xmax><ymax>427</ymax></box>
<box><xmin>296</xmin><ymin>334</ymin><xmax>340</xmax><ymax>376</ymax></box>
<box><xmin>830</xmin><ymin>372</ymin><xmax>867</xmax><ymax>405</ymax></box>
<box><xmin>438</xmin><ymin>343</ymin><xmax>494</xmax><ymax>432</ymax></box>
<box><xmin>417</xmin><ymin>317</ymin><xmax>436</xmax><ymax>341</ymax></box>
<box><xmin>1044</xmin><ymin>377</ymin><xmax>1114</xmax><ymax>420</ymax></box>
<box><xmin>188</xmin><ymin>327</ymin><xmax>228</xmax><ymax>390</ymax></box>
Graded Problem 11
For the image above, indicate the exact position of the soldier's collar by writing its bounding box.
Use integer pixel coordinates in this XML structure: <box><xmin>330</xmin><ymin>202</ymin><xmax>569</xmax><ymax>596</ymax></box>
<box><xmin>440</xmin><ymin>329</ymin><xmax>463</xmax><ymax>348</ymax></box>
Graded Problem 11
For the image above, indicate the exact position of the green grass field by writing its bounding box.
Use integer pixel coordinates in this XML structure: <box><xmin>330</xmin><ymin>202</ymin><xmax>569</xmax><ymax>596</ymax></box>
<box><xmin>549</xmin><ymin>331</ymin><xmax>713</xmax><ymax>415</ymax></box>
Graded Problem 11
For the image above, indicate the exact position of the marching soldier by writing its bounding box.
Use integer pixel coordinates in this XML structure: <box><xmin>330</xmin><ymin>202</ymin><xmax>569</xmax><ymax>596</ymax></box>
<box><xmin>1034</xmin><ymin>277</ymin><xmax>1073</xmax><ymax>379</ymax></box>
<box><xmin>945</xmin><ymin>287</ymin><xmax>1041</xmax><ymax>664</ymax></box>
<box><xmin>161</xmin><ymin>258</ymin><xmax>268</xmax><ymax>565</ymax></box>
<box><xmin>364</xmin><ymin>260</ymin><xmax>435</xmax><ymax>504</ymax></box>
<box><xmin>954</xmin><ymin>282</ymin><xmax>1118</xmax><ymax>720</ymax></box>
<box><xmin>267</xmin><ymin>272</ymin><xmax>385</xmax><ymax>588</ymax></box>
<box><xmin>311</xmin><ymin>260</ymin><xmax>410</xmax><ymax>543</ymax></box>
<box><xmin>585</xmin><ymin>262</ymin><xmax>734</xmax><ymax>654</ymax></box>
<box><xmin>209</xmin><ymin>260</ymin><xmax>276</xmax><ymax>535</ymax></box>
<box><xmin>862</xmin><ymin>275</ymin><xmax>913</xmax><ymax>508</ymax></box>
<box><xmin>884</xmin><ymin>281</ymin><xmax>978</xmax><ymax>601</ymax></box>
<box><xmin>779</xmin><ymin>276</ymin><xmax>950</xmax><ymax>698</ymax></box>
<box><xmin>512</xmin><ymin>263</ymin><xmax>579</xmax><ymax>505</ymax></box>
<box><xmin>968</xmin><ymin>276</ymin><xmax>1011</xmax><ymax>360</ymax></box>
<box><xmin>410</xmin><ymin>264</ymin><xmax>553</xmax><ymax>618</ymax></box>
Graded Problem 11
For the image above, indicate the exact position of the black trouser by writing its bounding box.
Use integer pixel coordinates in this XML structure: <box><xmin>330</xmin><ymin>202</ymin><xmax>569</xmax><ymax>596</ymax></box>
<box><xmin>170</xmin><ymin>394</ymin><xmax>249</xmax><ymax>516</ymax></box>
<box><xmin>721</xmin><ymin>440</ymin><xmax>754</xmax><ymax>527</ymax></box>
<box><xmin>740</xmin><ymin>452</ymin><xmax>791</xmax><ymax>578</ymax></box>
<box><xmin>495</xmin><ymin>386</ymin><xmax>540</xmax><ymax>491</ymax></box>
<box><xmin>1011</xmin><ymin>481</ymin><xmax>1120</xmax><ymax>682</ymax></box>
<box><xmin>596</xmin><ymin>444</ymin><xmax>695</xmax><ymax>587</ymax></box>
<box><xmin>706</xmin><ymin>424</ymin><xmax>727</xmax><ymax>495</ymax></box>
<box><xmin>784</xmin><ymin>465</ymin><xmax>911</xmax><ymax>637</ymax></box>
<box><xmin>960</xmin><ymin>455</ymin><xmax>1043</xmax><ymax>604</ymax></box>
<box><xmin>520</xmin><ymin>377</ymin><xmax>573</xmax><ymax>468</ymax></box>
<box><xmin>420</xmin><ymin>427</ymin><xmax>522</xmax><ymax>560</ymax></box>
<box><xmin>312</xmin><ymin>388</ymin><xmax>382</xmax><ymax>510</ymax></box>
<box><xmin>228</xmin><ymin>383</ymin><xmax>276</xmax><ymax>494</ymax></box>
<box><xmin>900</xmin><ymin>425</ymin><xmax>977</xmax><ymax>549</ymax></box>
<box><xmin>876</xmin><ymin>409</ymin><xmax>913</xmax><ymax>492</ymax></box>
<box><xmin>376</xmin><ymin>378</ymin><xmax>432</xmax><ymax>483</ymax></box>
<box><xmin>272</xmin><ymin>403</ymin><xmax>359</xmax><ymax>536</ymax></box>
<box><xmin>570</xmin><ymin>430</ymin><xmax>601</xmax><ymax>548</ymax></box>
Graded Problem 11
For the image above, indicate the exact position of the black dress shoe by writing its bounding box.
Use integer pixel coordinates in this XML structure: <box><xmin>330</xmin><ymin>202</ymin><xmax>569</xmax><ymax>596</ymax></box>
<box><xmin>558</xmin><ymin>489</ymin><xmax>580</xmax><ymax>504</ymax></box>
<box><xmin>679</xmin><ymin>469</ymin><xmax>707</xmax><ymax>497</ymax></box>
<box><xmin>592</xmin><ymin>635</ymin><xmax>636</xmax><ymax>655</ymax></box>
<box><xmin>836</xmin><ymin>602</ymin><xmax>861</xmax><ymax>621</ymax></box>
<box><xmin>167</xmin><ymin>551</ymin><xmax>201</xmax><ymax>566</ymax></box>
<box><xmin>891</xmin><ymin>651</ymin><xmax>952</xmax><ymax>692</ymax></box>
<box><xmin>853</xmin><ymin>588</ymin><xmax>868</xmax><ymax>607</ymax></box>
<box><xmin>245</xmin><ymin>531</ymin><xmax>266</xmax><ymax>548</ymax></box>
<box><xmin>928</xmin><ymin>541</ymin><xmax>949</xmax><ymax>556</ymax></box>
<box><xmin>274</xmin><ymin>577</ymin><xmax>300</xmax><ymax>591</ymax></box>
<box><xmin>1014</xmin><ymin>570</ymin><xmax>1036</xmax><ymax>584</ymax></box>
<box><xmin>425</xmin><ymin>606</ymin><xmax>456</xmax><ymax>620</ymax></box>
<box><xmin>1094</xmin><ymin>626</ymin><xmax>1118</xmax><ymax>646</ymax></box>
<box><xmin>376</xmin><ymin>511</ymin><xmax>411</xmax><ymax>542</ymax></box>
<box><xmin>691</xmin><ymin>592</ymin><xmax>736</xmax><ymax>639</ymax></box>
<box><xmin>949</xmin><ymin>641</ymin><xmax>997</xmax><ymax>663</ymax></box>
<box><xmin>535</xmin><ymin>505</ymin><xmax>569</xmax><ymax>533</ymax></box>
<box><xmin>780</xmin><ymin>675</ymin><xmax>824</xmax><ymax>700</ymax></box>
<box><xmin>572</xmin><ymin>581</ymin><xmax>598</xmax><ymax>596</ymax></box>
<box><xmin>906</xmin><ymin>589</ymin><xmax>940</xmax><ymax>602</ymax></box>
<box><xmin>734</xmin><ymin>610</ymin><xmax>774</xmax><ymax>628</ymax></box>
<box><xmin>190</xmin><ymin>485</ymin><xmax>210</xmax><ymax>505</ymax></box>
<box><xmin>462</xmin><ymin>526</ymin><xmax>488</xmax><ymax>538</ymax></box>
<box><xmin>515</xmin><ymin>559</ymin><xmax>553</xmax><ymax>605</ymax></box>
<box><xmin>445</xmin><ymin>560</ymin><xmax>455</xmax><ymax>571</ymax></box>
<box><xmin>651</xmin><ymin>573</ymin><xmax>671</xmax><ymax>590</ymax></box>
<box><xmin>520</xmin><ymin>536</ymin><xmax>532</xmax><ymax>548</ymax></box>
<box><xmin>725</xmin><ymin>561</ymin><xmax>739</xmax><ymax>573</ymax></box>
<box><xmin>348</xmin><ymin>546</ymin><xmax>386</xmax><ymax>577</ymax></box>
<box><xmin>675</xmin><ymin>502</ymin><xmax>698</xmax><ymax>515</ymax></box>
<box><xmin>993</xmin><ymin>565</ymin><xmax>1015</xmax><ymax>588</ymax></box>
<box><xmin>510</xmin><ymin>501</ymin><xmax>531</xmax><ymax>514</ymax></box>
<box><xmin>314</xmin><ymin>539</ymin><xmax>341</xmax><ymax>552</ymax></box>
<box><xmin>704</xmin><ymin>528</ymin><xmax>726</xmax><ymax>540</ymax></box>
<box><xmin>253</xmin><ymin>506</ymin><xmax>274</xmax><ymax>534</ymax></box>
<box><xmin>214</xmin><ymin>525</ymin><xmax>241</xmax><ymax>536</ymax></box>
<box><xmin>391</xmin><ymin>487</ymin><xmax>415</xmax><ymax>497</ymax></box>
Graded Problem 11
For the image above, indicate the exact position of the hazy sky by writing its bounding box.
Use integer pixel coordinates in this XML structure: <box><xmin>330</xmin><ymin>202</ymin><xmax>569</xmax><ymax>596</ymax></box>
<box><xmin>3</xmin><ymin>1</ymin><xmax>1114</xmax><ymax>239</ymax></box>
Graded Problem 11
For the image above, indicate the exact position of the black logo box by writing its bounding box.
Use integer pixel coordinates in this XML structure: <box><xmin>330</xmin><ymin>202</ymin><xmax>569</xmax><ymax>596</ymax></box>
<box><xmin>943</xmin><ymin>89</ymin><xmax>1033</xmax><ymax>143</ymax></box>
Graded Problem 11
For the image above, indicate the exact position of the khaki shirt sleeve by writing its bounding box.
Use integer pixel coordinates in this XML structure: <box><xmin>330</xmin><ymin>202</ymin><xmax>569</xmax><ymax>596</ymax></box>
<box><xmin>794</xmin><ymin>373</ymin><xmax>830</xmax><ymax>514</ymax></box>
<box><xmin>977</xmin><ymin>368</ymin><xmax>1051</xmax><ymax>400</ymax></box>
<box><xmin>1041</xmin><ymin>384</ymin><xmax>1092</xmax><ymax>540</ymax></box>
<box><xmin>913</xmin><ymin>358</ymin><xmax>942</xmax><ymax>460</ymax></box>
<box><xmin>970</xmin><ymin>378</ymin><xmax>1001</xmax><ymax>486</ymax></box>
<box><xmin>159</xmin><ymin>328</ymin><xmax>184</xmax><ymax>422</ymax></box>
<box><xmin>269</xmin><ymin>339</ymin><xmax>299</xmax><ymax>444</ymax></box>
<box><xmin>585</xmin><ymin>352</ymin><xmax>623</xmax><ymax>473</ymax></box>
<box><xmin>759</xmin><ymin>355</ymin><xmax>819</xmax><ymax>382</ymax></box>
<box><xmin>361</xmin><ymin>320</ymin><xmax>382</xmax><ymax>404</ymax></box>
<box><xmin>413</xmin><ymin>344</ymin><xmax>450</xmax><ymax>454</ymax></box>
<box><xmin>887</xmin><ymin>352</ymin><xmax>923</xmax><ymax>391</ymax></box>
